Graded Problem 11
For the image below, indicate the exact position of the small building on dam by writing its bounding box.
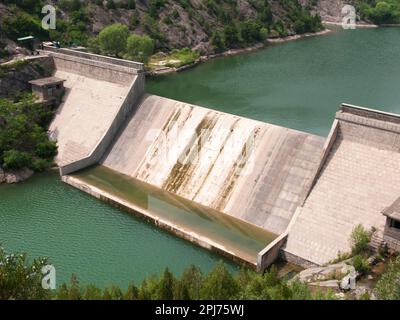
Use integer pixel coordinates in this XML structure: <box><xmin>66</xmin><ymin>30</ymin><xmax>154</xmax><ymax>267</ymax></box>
<box><xmin>34</xmin><ymin>47</ymin><xmax>400</xmax><ymax>271</ymax></box>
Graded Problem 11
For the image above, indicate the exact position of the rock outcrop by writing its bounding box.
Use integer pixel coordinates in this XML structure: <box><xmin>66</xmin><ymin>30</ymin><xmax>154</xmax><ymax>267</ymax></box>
<box><xmin>4</xmin><ymin>168</ymin><xmax>34</xmax><ymax>184</ymax></box>
<box><xmin>294</xmin><ymin>262</ymin><xmax>355</xmax><ymax>283</ymax></box>
<box><xmin>0</xmin><ymin>56</ymin><xmax>55</xmax><ymax>99</ymax></box>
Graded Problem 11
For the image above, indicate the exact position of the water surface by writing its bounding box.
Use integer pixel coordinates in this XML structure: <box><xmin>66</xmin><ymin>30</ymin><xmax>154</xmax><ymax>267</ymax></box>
<box><xmin>73</xmin><ymin>166</ymin><xmax>277</xmax><ymax>265</ymax></box>
<box><xmin>148</xmin><ymin>28</ymin><xmax>400</xmax><ymax>136</ymax></box>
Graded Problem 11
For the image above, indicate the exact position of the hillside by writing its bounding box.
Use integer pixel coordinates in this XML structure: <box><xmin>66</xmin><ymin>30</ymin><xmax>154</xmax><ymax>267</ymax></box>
<box><xmin>0</xmin><ymin>0</ymin><xmax>323</xmax><ymax>58</ymax></box>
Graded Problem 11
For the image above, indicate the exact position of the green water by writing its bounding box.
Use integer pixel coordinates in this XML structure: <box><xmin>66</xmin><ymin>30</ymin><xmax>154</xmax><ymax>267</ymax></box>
<box><xmin>0</xmin><ymin>171</ymin><xmax>239</xmax><ymax>288</ymax></box>
<box><xmin>148</xmin><ymin>28</ymin><xmax>400</xmax><ymax>136</ymax></box>
<box><xmin>1</xmin><ymin>27</ymin><xmax>400</xmax><ymax>287</ymax></box>
<box><xmin>73</xmin><ymin>166</ymin><xmax>277</xmax><ymax>264</ymax></box>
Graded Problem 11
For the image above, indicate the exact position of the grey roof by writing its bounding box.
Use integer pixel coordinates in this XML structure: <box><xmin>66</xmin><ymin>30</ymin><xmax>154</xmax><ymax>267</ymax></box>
<box><xmin>383</xmin><ymin>197</ymin><xmax>400</xmax><ymax>221</ymax></box>
<box><xmin>29</xmin><ymin>77</ymin><xmax>65</xmax><ymax>87</ymax></box>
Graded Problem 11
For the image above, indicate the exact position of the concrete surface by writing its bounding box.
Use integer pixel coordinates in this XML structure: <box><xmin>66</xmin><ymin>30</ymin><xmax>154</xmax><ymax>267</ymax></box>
<box><xmin>102</xmin><ymin>95</ymin><xmax>325</xmax><ymax>235</ymax></box>
<box><xmin>284</xmin><ymin>105</ymin><xmax>400</xmax><ymax>265</ymax></box>
<box><xmin>49</xmin><ymin>70</ymin><xmax>134</xmax><ymax>166</ymax></box>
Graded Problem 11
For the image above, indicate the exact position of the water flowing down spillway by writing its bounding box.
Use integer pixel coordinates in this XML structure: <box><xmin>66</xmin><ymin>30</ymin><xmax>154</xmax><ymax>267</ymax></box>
<box><xmin>71</xmin><ymin>166</ymin><xmax>278</xmax><ymax>265</ymax></box>
<box><xmin>101</xmin><ymin>95</ymin><xmax>324</xmax><ymax>237</ymax></box>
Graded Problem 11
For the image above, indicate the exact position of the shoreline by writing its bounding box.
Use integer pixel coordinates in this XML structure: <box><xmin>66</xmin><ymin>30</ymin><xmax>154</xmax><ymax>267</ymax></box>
<box><xmin>147</xmin><ymin>29</ymin><xmax>332</xmax><ymax>76</ymax></box>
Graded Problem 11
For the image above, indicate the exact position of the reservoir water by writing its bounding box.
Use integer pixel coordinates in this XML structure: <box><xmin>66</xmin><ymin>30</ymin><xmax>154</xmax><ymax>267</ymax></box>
<box><xmin>1</xmin><ymin>27</ymin><xmax>400</xmax><ymax>287</ymax></box>
<box><xmin>148</xmin><ymin>28</ymin><xmax>400</xmax><ymax>136</ymax></box>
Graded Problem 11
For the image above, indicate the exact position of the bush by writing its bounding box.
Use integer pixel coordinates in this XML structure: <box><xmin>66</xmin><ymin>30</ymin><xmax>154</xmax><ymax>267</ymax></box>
<box><xmin>350</xmin><ymin>224</ymin><xmax>372</xmax><ymax>255</ymax></box>
<box><xmin>2</xmin><ymin>150</ymin><xmax>32</xmax><ymax>170</ymax></box>
<box><xmin>98</xmin><ymin>24</ymin><xmax>129</xmax><ymax>57</ymax></box>
<box><xmin>125</xmin><ymin>34</ymin><xmax>154</xmax><ymax>63</ymax></box>
<box><xmin>0</xmin><ymin>246</ymin><xmax>51</xmax><ymax>300</ymax></box>
<box><xmin>352</xmin><ymin>255</ymin><xmax>371</xmax><ymax>275</ymax></box>
<box><xmin>240</xmin><ymin>20</ymin><xmax>263</xmax><ymax>44</ymax></box>
<box><xmin>0</xmin><ymin>94</ymin><xmax>57</xmax><ymax>174</ymax></box>
<box><xmin>3</xmin><ymin>12</ymin><xmax>49</xmax><ymax>41</ymax></box>
<box><xmin>87</xmin><ymin>37</ymin><xmax>101</xmax><ymax>54</ymax></box>
<box><xmin>367</xmin><ymin>1</ymin><xmax>398</xmax><ymax>24</ymax></box>
<box><xmin>375</xmin><ymin>256</ymin><xmax>400</xmax><ymax>299</ymax></box>
<box><xmin>200</xmin><ymin>262</ymin><xmax>239</xmax><ymax>299</ymax></box>
<box><xmin>35</xmin><ymin>140</ymin><xmax>57</xmax><ymax>159</ymax></box>
<box><xmin>224</xmin><ymin>24</ymin><xmax>241</xmax><ymax>48</ymax></box>
<box><xmin>211</xmin><ymin>31</ymin><xmax>226</xmax><ymax>52</ymax></box>
<box><xmin>31</xmin><ymin>158</ymin><xmax>54</xmax><ymax>172</ymax></box>
<box><xmin>106</xmin><ymin>0</ymin><xmax>117</xmax><ymax>10</ymax></box>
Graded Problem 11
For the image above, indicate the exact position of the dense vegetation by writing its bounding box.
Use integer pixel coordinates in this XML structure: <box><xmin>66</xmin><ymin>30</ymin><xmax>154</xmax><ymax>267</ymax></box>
<box><xmin>0</xmin><ymin>93</ymin><xmax>57</xmax><ymax>172</ymax></box>
<box><xmin>1</xmin><ymin>241</ymin><xmax>400</xmax><ymax>300</ymax></box>
<box><xmin>0</xmin><ymin>0</ymin><xmax>323</xmax><ymax>62</ymax></box>
<box><xmin>0</xmin><ymin>245</ymin><xmax>335</xmax><ymax>300</ymax></box>
<box><xmin>356</xmin><ymin>0</ymin><xmax>400</xmax><ymax>24</ymax></box>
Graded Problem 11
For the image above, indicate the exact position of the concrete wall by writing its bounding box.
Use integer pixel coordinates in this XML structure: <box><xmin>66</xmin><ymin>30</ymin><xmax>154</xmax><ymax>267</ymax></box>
<box><xmin>59</xmin><ymin>73</ymin><xmax>145</xmax><ymax>175</ymax></box>
<box><xmin>46</xmin><ymin>51</ymin><xmax>138</xmax><ymax>85</ymax></box>
<box><xmin>43</xmin><ymin>46</ymin><xmax>144</xmax><ymax>71</ymax></box>
<box><xmin>384</xmin><ymin>219</ymin><xmax>400</xmax><ymax>252</ymax></box>
<box><xmin>257</xmin><ymin>233</ymin><xmax>288</xmax><ymax>272</ymax></box>
<box><xmin>102</xmin><ymin>95</ymin><xmax>325</xmax><ymax>236</ymax></box>
<box><xmin>284</xmin><ymin>104</ymin><xmax>400</xmax><ymax>265</ymax></box>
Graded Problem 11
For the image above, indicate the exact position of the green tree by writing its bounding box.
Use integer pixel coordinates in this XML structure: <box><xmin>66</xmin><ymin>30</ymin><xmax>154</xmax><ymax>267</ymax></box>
<box><xmin>350</xmin><ymin>224</ymin><xmax>372</xmax><ymax>255</ymax></box>
<box><xmin>106</xmin><ymin>0</ymin><xmax>117</xmax><ymax>10</ymax></box>
<box><xmin>224</xmin><ymin>24</ymin><xmax>240</xmax><ymax>48</ymax></box>
<box><xmin>200</xmin><ymin>262</ymin><xmax>239</xmax><ymax>299</ymax></box>
<box><xmin>157</xmin><ymin>268</ymin><xmax>175</xmax><ymax>299</ymax></box>
<box><xmin>125</xmin><ymin>34</ymin><xmax>154</xmax><ymax>63</ymax></box>
<box><xmin>98</xmin><ymin>24</ymin><xmax>129</xmax><ymax>57</ymax></box>
<box><xmin>240</xmin><ymin>20</ymin><xmax>263</xmax><ymax>44</ymax></box>
<box><xmin>211</xmin><ymin>31</ymin><xmax>226</xmax><ymax>53</ymax></box>
<box><xmin>83</xmin><ymin>284</ymin><xmax>103</xmax><ymax>300</ymax></box>
<box><xmin>87</xmin><ymin>36</ymin><xmax>101</xmax><ymax>54</ymax></box>
<box><xmin>375</xmin><ymin>256</ymin><xmax>400</xmax><ymax>299</ymax></box>
<box><xmin>0</xmin><ymin>246</ymin><xmax>51</xmax><ymax>300</ymax></box>
<box><xmin>35</xmin><ymin>140</ymin><xmax>57</xmax><ymax>158</ymax></box>
<box><xmin>368</xmin><ymin>1</ymin><xmax>397</xmax><ymax>24</ymax></box>
<box><xmin>3</xmin><ymin>12</ymin><xmax>49</xmax><ymax>41</ymax></box>
<box><xmin>2</xmin><ymin>150</ymin><xmax>32</xmax><ymax>170</ymax></box>
<box><xmin>124</xmin><ymin>283</ymin><xmax>139</xmax><ymax>300</ymax></box>
<box><xmin>177</xmin><ymin>264</ymin><xmax>203</xmax><ymax>300</ymax></box>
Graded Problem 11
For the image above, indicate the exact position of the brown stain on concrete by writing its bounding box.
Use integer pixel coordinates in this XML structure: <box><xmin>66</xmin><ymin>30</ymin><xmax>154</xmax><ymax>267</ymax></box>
<box><xmin>162</xmin><ymin>112</ymin><xmax>218</xmax><ymax>193</ymax></box>
<box><xmin>214</xmin><ymin>126</ymin><xmax>261</xmax><ymax>211</ymax></box>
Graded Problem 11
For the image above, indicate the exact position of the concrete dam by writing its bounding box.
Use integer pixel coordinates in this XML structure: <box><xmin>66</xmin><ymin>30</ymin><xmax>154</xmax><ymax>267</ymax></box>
<box><xmin>40</xmin><ymin>48</ymin><xmax>400</xmax><ymax>270</ymax></box>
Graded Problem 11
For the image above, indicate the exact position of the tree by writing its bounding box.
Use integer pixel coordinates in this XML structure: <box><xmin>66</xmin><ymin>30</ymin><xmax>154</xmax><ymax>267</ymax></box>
<box><xmin>240</xmin><ymin>20</ymin><xmax>263</xmax><ymax>44</ymax></box>
<box><xmin>211</xmin><ymin>31</ymin><xmax>226</xmax><ymax>53</ymax></box>
<box><xmin>157</xmin><ymin>268</ymin><xmax>175</xmax><ymax>299</ymax></box>
<box><xmin>3</xmin><ymin>12</ymin><xmax>49</xmax><ymax>41</ymax></box>
<box><xmin>200</xmin><ymin>262</ymin><xmax>239</xmax><ymax>299</ymax></box>
<box><xmin>87</xmin><ymin>36</ymin><xmax>101</xmax><ymax>54</ymax></box>
<box><xmin>177</xmin><ymin>264</ymin><xmax>203</xmax><ymax>300</ymax></box>
<box><xmin>124</xmin><ymin>283</ymin><xmax>139</xmax><ymax>300</ymax></box>
<box><xmin>98</xmin><ymin>24</ymin><xmax>129</xmax><ymax>57</ymax></box>
<box><xmin>125</xmin><ymin>34</ymin><xmax>154</xmax><ymax>63</ymax></box>
<box><xmin>106</xmin><ymin>0</ymin><xmax>117</xmax><ymax>10</ymax></box>
<box><xmin>368</xmin><ymin>1</ymin><xmax>397</xmax><ymax>24</ymax></box>
<box><xmin>2</xmin><ymin>150</ymin><xmax>32</xmax><ymax>170</ymax></box>
<box><xmin>0</xmin><ymin>246</ymin><xmax>51</xmax><ymax>300</ymax></box>
<box><xmin>350</xmin><ymin>224</ymin><xmax>372</xmax><ymax>255</ymax></box>
<box><xmin>375</xmin><ymin>256</ymin><xmax>400</xmax><ymax>299</ymax></box>
<box><xmin>224</xmin><ymin>24</ymin><xmax>240</xmax><ymax>48</ymax></box>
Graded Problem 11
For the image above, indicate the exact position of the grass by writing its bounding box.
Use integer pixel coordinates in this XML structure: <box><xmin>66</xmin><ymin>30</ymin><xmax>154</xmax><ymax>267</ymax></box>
<box><xmin>148</xmin><ymin>48</ymin><xmax>200</xmax><ymax>69</ymax></box>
